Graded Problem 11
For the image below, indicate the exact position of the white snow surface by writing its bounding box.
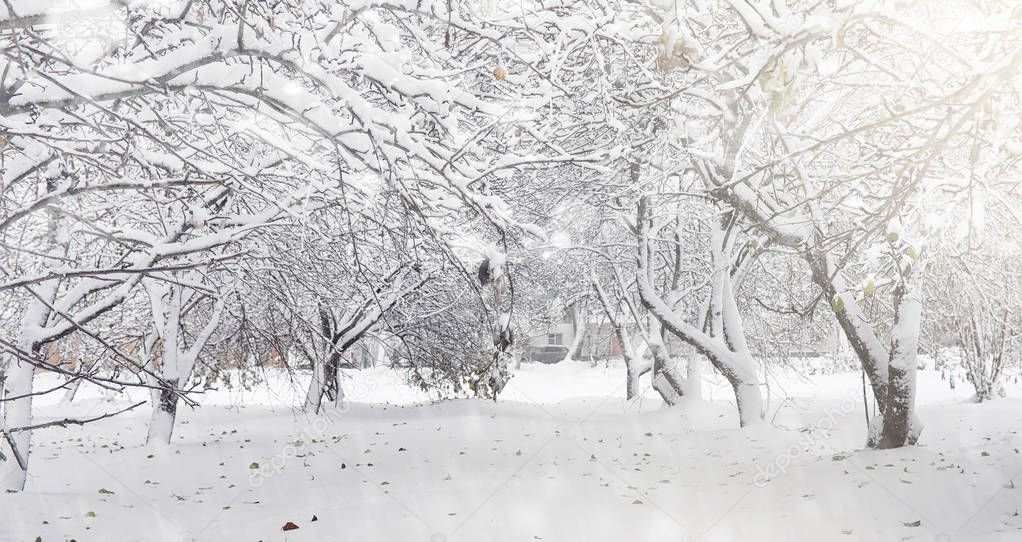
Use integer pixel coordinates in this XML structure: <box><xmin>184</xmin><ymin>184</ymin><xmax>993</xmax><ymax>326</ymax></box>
<box><xmin>4</xmin><ymin>361</ymin><xmax>1022</xmax><ymax>541</ymax></box>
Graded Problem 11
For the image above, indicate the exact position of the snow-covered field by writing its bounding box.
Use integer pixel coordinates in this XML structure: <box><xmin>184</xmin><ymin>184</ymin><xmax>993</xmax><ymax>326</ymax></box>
<box><xmin>5</xmin><ymin>362</ymin><xmax>1022</xmax><ymax>541</ymax></box>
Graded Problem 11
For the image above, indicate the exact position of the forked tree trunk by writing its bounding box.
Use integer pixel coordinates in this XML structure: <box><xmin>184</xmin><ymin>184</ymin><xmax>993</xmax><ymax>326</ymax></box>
<box><xmin>301</xmin><ymin>269</ymin><xmax>431</xmax><ymax>411</ymax></box>
<box><xmin>712</xmin><ymin>134</ymin><xmax>923</xmax><ymax>445</ymax></box>
<box><xmin>636</xmin><ymin>197</ymin><xmax>764</xmax><ymax>426</ymax></box>
<box><xmin>144</xmin><ymin>280</ymin><xmax>223</xmax><ymax>446</ymax></box>
<box><xmin>304</xmin><ymin>349</ymin><xmax>344</xmax><ymax>413</ymax></box>
<box><xmin>719</xmin><ymin>263</ymin><xmax>765</xmax><ymax>426</ymax></box>
<box><xmin>305</xmin><ymin>303</ymin><xmax>346</xmax><ymax>413</ymax></box>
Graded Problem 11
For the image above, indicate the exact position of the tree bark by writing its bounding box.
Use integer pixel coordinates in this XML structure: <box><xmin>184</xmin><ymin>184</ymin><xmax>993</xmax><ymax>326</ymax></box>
<box><xmin>566</xmin><ymin>304</ymin><xmax>586</xmax><ymax>360</ymax></box>
<box><xmin>323</xmin><ymin>351</ymin><xmax>343</xmax><ymax>408</ymax></box>
<box><xmin>877</xmin><ymin>282</ymin><xmax>921</xmax><ymax>449</ymax></box>
<box><xmin>650</xmin><ymin>354</ymin><xmax>683</xmax><ymax>406</ymax></box>
<box><xmin>647</xmin><ymin>318</ymin><xmax>686</xmax><ymax>405</ymax></box>
<box><xmin>808</xmin><ymin>247</ymin><xmax>922</xmax><ymax>448</ymax></box>
<box><xmin>0</xmin><ymin>349</ymin><xmax>37</xmax><ymax>492</ymax></box>
<box><xmin>617</xmin><ymin>325</ymin><xmax>650</xmax><ymax>400</ymax></box>
<box><xmin>304</xmin><ymin>357</ymin><xmax>325</xmax><ymax>413</ymax></box>
<box><xmin>146</xmin><ymin>379</ymin><xmax>179</xmax><ymax>446</ymax></box>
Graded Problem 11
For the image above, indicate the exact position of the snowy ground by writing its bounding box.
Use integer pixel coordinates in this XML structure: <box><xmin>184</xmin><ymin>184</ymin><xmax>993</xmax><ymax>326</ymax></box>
<box><xmin>5</xmin><ymin>361</ymin><xmax>1022</xmax><ymax>541</ymax></box>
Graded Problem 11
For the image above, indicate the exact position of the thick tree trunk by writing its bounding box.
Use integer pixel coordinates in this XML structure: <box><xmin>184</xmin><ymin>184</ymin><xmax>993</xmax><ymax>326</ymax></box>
<box><xmin>146</xmin><ymin>379</ymin><xmax>179</xmax><ymax>446</ymax></box>
<box><xmin>625</xmin><ymin>356</ymin><xmax>645</xmax><ymax>400</ymax></box>
<box><xmin>732</xmin><ymin>376</ymin><xmax>765</xmax><ymax>427</ymax></box>
<box><xmin>877</xmin><ymin>283</ymin><xmax>921</xmax><ymax>449</ymax></box>
<box><xmin>0</xmin><ymin>353</ymin><xmax>36</xmax><ymax>492</ymax></box>
<box><xmin>305</xmin><ymin>350</ymin><xmax>343</xmax><ymax>413</ymax></box>
<box><xmin>808</xmin><ymin>248</ymin><xmax>922</xmax><ymax>448</ymax></box>
<box><xmin>306</xmin><ymin>302</ymin><xmax>341</xmax><ymax>413</ymax></box>
<box><xmin>1</xmin><ymin>296</ymin><xmax>52</xmax><ymax>492</ymax></box>
<box><xmin>611</xmin><ymin>322</ymin><xmax>647</xmax><ymax>400</ymax></box>
<box><xmin>714</xmin><ymin>216</ymin><xmax>765</xmax><ymax>426</ymax></box>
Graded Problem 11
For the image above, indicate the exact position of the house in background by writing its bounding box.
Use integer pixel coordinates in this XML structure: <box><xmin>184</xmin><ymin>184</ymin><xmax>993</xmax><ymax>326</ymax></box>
<box><xmin>523</xmin><ymin>306</ymin><xmax>628</xmax><ymax>361</ymax></box>
<box><xmin>523</xmin><ymin>303</ymin><xmax>846</xmax><ymax>363</ymax></box>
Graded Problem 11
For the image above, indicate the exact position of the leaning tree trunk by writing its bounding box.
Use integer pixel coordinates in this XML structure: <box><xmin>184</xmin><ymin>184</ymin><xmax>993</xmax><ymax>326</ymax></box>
<box><xmin>650</xmin><ymin>355</ymin><xmax>682</xmax><ymax>406</ymax></box>
<box><xmin>303</xmin><ymin>272</ymin><xmax>429</xmax><ymax>411</ymax></box>
<box><xmin>59</xmin><ymin>376</ymin><xmax>83</xmax><ymax>405</ymax></box>
<box><xmin>592</xmin><ymin>278</ymin><xmax>664</xmax><ymax>401</ymax></box>
<box><xmin>646</xmin><ymin>317</ymin><xmax>685</xmax><ymax>405</ymax></box>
